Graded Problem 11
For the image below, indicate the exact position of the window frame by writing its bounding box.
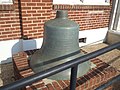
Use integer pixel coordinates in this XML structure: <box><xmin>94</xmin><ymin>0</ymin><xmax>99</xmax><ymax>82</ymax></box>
<box><xmin>109</xmin><ymin>0</ymin><xmax>120</xmax><ymax>32</ymax></box>
<box><xmin>0</xmin><ymin>0</ymin><xmax>13</xmax><ymax>4</ymax></box>
<box><xmin>0</xmin><ymin>0</ymin><xmax>14</xmax><ymax>11</ymax></box>
<box><xmin>53</xmin><ymin>0</ymin><xmax>110</xmax><ymax>5</ymax></box>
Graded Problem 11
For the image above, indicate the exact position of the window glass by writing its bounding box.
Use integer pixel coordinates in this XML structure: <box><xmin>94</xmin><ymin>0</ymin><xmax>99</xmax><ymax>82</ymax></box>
<box><xmin>112</xmin><ymin>0</ymin><xmax>120</xmax><ymax>31</ymax></box>
<box><xmin>0</xmin><ymin>0</ymin><xmax>13</xmax><ymax>4</ymax></box>
<box><xmin>84</xmin><ymin>0</ymin><xmax>110</xmax><ymax>5</ymax></box>
<box><xmin>53</xmin><ymin>0</ymin><xmax>82</xmax><ymax>5</ymax></box>
<box><xmin>117</xmin><ymin>17</ymin><xmax>120</xmax><ymax>30</ymax></box>
<box><xmin>53</xmin><ymin>0</ymin><xmax>110</xmax><ymax>5</ymax></box>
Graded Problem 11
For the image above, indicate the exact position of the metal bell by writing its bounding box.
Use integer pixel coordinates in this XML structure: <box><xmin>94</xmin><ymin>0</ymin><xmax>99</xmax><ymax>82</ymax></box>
<box><xmin>30</xmin><ymin>10</ymin><xmax>90</xmax><ymax>80</ymax></box>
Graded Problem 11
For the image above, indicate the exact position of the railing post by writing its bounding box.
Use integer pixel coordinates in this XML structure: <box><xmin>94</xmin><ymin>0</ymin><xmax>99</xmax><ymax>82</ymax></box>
<box><xmin>70</xmin><ymin>65</ymin><xmax>78</xmax><ymax>90</ymax></box>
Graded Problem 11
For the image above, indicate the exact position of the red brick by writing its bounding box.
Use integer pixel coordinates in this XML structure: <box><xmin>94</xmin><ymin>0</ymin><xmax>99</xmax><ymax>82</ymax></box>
<box><xmin>32</xmin><ymin>13</ymin><xmax>42</xmax><ymax>16</ymax></box>
<box><xmin>32</xmin><ymin>0</ymin><xmax>41</xmax><ymax>2</ymax></box>
<box><xmin>0</xmin><ymin>35</ymin><xmax>7</xmax><ymax>39</ymax></box>
<box><xmin>32</xmin><ymin>7</ymin><xmax>41</xmax><ymax>10</ymax></box>
<box><xmin>63</xmin><ymin>80</ymin><xmax>70</xmax><ymax>86</ymax></box>
<box><xmin>42</xmin><ymin>7</ymin><xmax>51</xmax><ymax>10</ymax></box>
<box><xmin>22</xmin><ymin>7</ymin><xmax>31</xmax><ymax>10</ymax></box>
<box><xmin>37</xmin><ymin>3</ymin><xmax>46</xmax><ymax>6</ymax></box>
<box><xmin>42</xmin><ymin>0</ymin><xmax>52</xmax><ymax>2</ymax></box>
<box><xmin>27</xmin><ymin>10</ymin><xmax>36</xmax><ymax>14</ymax></box>
<box><xmin>31</xmin><ymin>82</ymin><xmax>45</xmax><ymax>89</ymax></box>
<box><xmin>41</xmin><ymin>87</ymin><xmax>48</xmax><ymax>90</ymax></box>
<box><xmin>12</xmin><ymin>49</ymin><xmax>117</xmax><ymax>90</ymax></box>
<box><xmin>57</xmin><ymin>80</ymin><xmax>67</xmax><ymax>89</ymax></box>
<box><xmin>52</xmin><ymin>81</ymin><xmax>62</xmax><ymax>90</ymax></box>
<box><xmin>46</xmin><ymin>84</ymin><xmax>55</xmax><ymax>90</ymax></box>
<box><xmin>21</xmin><ymin>0</ymin><xmax>31</xmax><ymax>2</ymax></box>
<box><xmin>27</xmin><ymin>3</ymin><xmax>37</xmax><ymax>6</ymax></box>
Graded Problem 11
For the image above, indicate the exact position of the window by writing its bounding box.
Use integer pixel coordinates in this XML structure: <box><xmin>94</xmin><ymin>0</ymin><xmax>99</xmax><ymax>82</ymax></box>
<box><xmin>83</xmin><ymin>0</ymin><xmax>110</xmax><ymax>5</ymax></box>
<box><xmin>53</xmin><ymin>0</ymin><xmax>110</xmax><ymax>5</ymax></box>
<box><xmin>110</xmin><ymin>0</ymin><xmax>120</xmax><ymax>31</ymax></box>
<box><xmin>53</xmin><ymin>0</ymin><xmax>83</xmax><ymax>5</ymax></box>
<box><xmin>117</xmin><ymin>17</ymin><xmax>120</xmax><ymax>30</ymax></box>
<box><xmin>0</xmin><ymin>0</ymin><xmax>14</xmax><ymax>11</ymax></box>
<box><xmin>0</xmin><ymin>0</ymin><xmax>13</xmax><ymax>4</ymax></box>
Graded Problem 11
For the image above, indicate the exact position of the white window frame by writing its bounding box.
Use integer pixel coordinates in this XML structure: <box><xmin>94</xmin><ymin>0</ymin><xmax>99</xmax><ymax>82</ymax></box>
<box><xmin>117</xmin><ymin>17</ymin><xmax>120</xmax><ymax>31</ymax></box>
<box><xmin>109</xmin><ymin>0</ymin><xmax>120</xmax><ymax>32</ymax></box>
<box><xmin>53</xmin><ymin>0</ymin><xmax>110</xmax><ymax>5</ymax></box>
<box><xmin>0</xmin><ymin>0</ymin><xmax>13</xmax><ymax>4</ymax></box>
<box><xmin>53</xmin><ymin>0</ymin><xmax>83</xmax><ymax>5</ymax></box>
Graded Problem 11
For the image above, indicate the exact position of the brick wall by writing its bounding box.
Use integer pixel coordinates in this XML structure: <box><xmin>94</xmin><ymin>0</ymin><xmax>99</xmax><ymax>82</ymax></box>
<box><xmin>0</xmin><ymin>0</ymin><xmax>21</xmax><ymax>41</ymax></box>
<box><xmin>21</xmin><ymin>0</ymin><xmax>52</xmax><ymax>39</ymax></box>
<box><xmin>0</xmin><ymin>0</ymin><xmax>112</xmax><ymax>41</ymax></box>
<box><xmin>52</xmin><ymin>5</ymin><xmax>111</xmax><ymax>30</ymax></box>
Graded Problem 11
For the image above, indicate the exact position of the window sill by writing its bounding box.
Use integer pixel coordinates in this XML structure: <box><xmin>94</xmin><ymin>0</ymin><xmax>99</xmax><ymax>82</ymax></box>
<box><xmin>0</xmin><ymin>4</ymin><xmax>14</xmax><ymax>11</ymax></box>
<box><xmin>109</xmin><ymin>30</ymin><xmax>120</xmax><ymax>35</ymax></box>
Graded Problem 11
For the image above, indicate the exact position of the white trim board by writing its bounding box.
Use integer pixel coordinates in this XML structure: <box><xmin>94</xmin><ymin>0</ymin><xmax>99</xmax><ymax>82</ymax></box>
<box><xmin>79</xmin><ymin>28</ymin><xmax>108</xmax><ymax>47</ymax></box>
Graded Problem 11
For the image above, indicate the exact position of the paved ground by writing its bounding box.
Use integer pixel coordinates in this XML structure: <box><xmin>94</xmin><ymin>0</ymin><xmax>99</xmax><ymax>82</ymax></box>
<box><xmin>0</xmin><ymin>43</ymin><xmax>120</xmax><ymax>89</ymax></box>
<box><xmin>81</xmin><ymin>43</ymin><xmax>120</xmax><ymax>90</ymax></box>
<box><xmin>0</xmin><ymin>63</ymin><xmax>14</xmax><ymax>86</ymax></box>
<box><xmin>81</xmin><ymin>43</ymin><xmax>120</xmax><ymax>72</ymax></box>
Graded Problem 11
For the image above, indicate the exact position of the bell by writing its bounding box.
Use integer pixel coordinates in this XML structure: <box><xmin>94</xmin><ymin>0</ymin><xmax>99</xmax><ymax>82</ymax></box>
<box><xmin>30</xmin><ymin>10</ymin><xmax>90</xmax><ymax>80</ymax></box>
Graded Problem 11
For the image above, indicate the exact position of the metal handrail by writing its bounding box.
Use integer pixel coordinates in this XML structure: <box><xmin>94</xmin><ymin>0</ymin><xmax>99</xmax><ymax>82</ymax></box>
<box><xmin>0</xmin><ymin>42</ymin><xmax>120</xmax><ymax>90</ymax></box>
